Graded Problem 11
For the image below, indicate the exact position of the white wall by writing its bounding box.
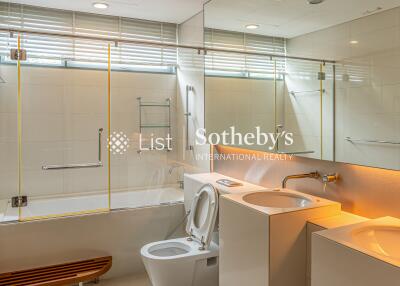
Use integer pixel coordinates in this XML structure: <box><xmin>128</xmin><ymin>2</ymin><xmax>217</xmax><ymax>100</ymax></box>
<box><xmin>0</xmin><ymin>65</ymin><xmax>179</xmax><ymax>200</ymax></box>
<box><xmin>287</xmin><ymin>7</ymin><xmax>400</xmax><ymax>169</ymax></box>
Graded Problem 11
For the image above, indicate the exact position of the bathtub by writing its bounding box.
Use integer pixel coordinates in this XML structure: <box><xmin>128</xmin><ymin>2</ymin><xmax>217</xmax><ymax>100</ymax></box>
<box><xmin>0</xmin><ymin>186</ymin><xmax>186</xmax><ymax>278</ymax></box>
<box><xmin>0</xmin><ymin>186</ymin><xmax>184</xmax><ymax>222</ymax></box>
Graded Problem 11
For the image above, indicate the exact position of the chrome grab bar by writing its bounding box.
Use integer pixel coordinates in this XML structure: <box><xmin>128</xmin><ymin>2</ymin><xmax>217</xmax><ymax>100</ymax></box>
<box><xmin>42</xmin><ymin>128</ymin><xmax>104</xmax><ymax>170</ymax></box>
<box><xmin>345</xmin><ymin>137</ymin><xmax>400</xmax><ymax>145</ymax></box>
<box><xmin>290</xmin><ymin>89</ymin><xmax>325</xmax><ymax>96</ymax></box>
<box><xmin>185</xmin><ymin>85</ymin><xmax>194</xmax><ymax>151</ymax></box>
<box><xmin>277</xmin><ymin>151</ymin><xmax>315</xmax><ymax>155</ymax></box>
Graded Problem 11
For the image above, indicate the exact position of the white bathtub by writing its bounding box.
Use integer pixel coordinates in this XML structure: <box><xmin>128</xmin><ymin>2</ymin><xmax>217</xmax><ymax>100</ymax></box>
<box><xmin>0</xmin><ymin>186</ymin><xmax>183</xmax><ymax>222</ymax></box>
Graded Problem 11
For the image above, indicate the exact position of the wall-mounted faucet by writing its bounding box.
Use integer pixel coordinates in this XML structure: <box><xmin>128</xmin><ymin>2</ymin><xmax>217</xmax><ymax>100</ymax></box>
<box><xmin>282</xmin><ymin>171</ymin><xmax>339</xmax><ymax>190</ymax></box>
<box><xmin>282</xmin><ymin>172</ymin><xmax>320</xmax><ymax>188</ymax></box>
<box><xmin>322</xmin><ymin>173</ymin><xmax>339</xmax><ymax>184</ymax></box>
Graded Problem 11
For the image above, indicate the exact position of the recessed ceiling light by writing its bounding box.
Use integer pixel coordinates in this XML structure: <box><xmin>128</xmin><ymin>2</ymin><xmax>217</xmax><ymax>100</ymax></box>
<box><xmin>307</xmin><ymin>0</ymin><xmax>324</xmax><ymax>4</ymax></box>
<box><xmin>364</xmin><ymin>7</ymin><xmax>383</xmax><ymax>15</ymax></box>
<box><xmin>246</xmin><ymin>24</ymin><xmax>260</xmax><ymax>30</ymax></box>
<box><xmin>93</xmin><ymin>2</ymin><xmax>109</xmax><ymax>9</ymax></box>
<box><xmin>350</xmin><ymin>40</ymin><xmax>359</xmax><ymax>45</ymax></box>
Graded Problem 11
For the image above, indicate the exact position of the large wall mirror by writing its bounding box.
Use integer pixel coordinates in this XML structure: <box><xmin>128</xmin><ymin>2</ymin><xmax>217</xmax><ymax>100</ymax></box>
<box><xmin>204</xmin><ymin>0</ymin><xmax>400</xmax><ymax>170</ymax></box>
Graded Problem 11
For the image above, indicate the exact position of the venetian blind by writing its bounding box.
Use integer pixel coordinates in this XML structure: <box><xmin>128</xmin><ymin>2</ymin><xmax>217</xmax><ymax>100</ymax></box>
<box><xmin>204</xmin><ymin>28</ymin><xmax>286</xmax><ymax>78</ymax></box>
<box><xmin>0</xmin><ymin>2</ymin><xmax>177</xmax><ymax>70</ymax></box>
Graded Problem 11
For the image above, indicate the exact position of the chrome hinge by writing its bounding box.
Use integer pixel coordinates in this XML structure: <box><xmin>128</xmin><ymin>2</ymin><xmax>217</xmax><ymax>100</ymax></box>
<box><xmin>10</xmin><ymin>49</ymin><xmax>27</xmax><ymax>61</ymax></box>
<box><xmin>11</xmin><ymin>196</ymin><xmax>28</xmax><ymax>208</ymax></box>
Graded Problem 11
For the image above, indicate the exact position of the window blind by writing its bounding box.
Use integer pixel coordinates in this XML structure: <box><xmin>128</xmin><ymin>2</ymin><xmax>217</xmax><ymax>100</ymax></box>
<box><xmin>204</xmin><ymin>28</ymin><xmax>286</xmax><ymax>78</ymax></box>
<box><xmin>0</xmin><ymin>2</ymin><xmax>177</xmax><ymax>71</ymax></box>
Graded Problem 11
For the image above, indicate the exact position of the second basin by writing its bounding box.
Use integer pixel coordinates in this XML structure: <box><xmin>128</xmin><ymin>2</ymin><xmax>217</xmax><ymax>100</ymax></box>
<box><xmin>243</xmin><ymin>191</ymin><xmax>313</xmax><ymax>208</ymax></box>
<box><xmin>352</xmin><ymin>225</ymin><xmax>400</xmax><ymax>260</ymax></box>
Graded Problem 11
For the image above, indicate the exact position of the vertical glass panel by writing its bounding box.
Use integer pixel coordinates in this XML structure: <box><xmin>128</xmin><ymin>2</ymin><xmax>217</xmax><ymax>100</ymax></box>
<box><xmin>0</xmin><ymin>33</ymin><xmax>18</xmax><ymax>222</ymax></box>
<box><xmin>19</xmin><ymin>35</ymin><xmax>110</xmax><ymax>220</ymax></box>
<box><xmin>277</xmin><ymin>59</ymin><xmax>327</xmax><ymax>159</ymax></box>
<box><xmin>323</xmin><ymin>63</ymin><xmax>335</xmax><ymax>161</ymax></box>
<box><xmin>110</xmin><ymin>42</ymin><xmax>182</xmax><ymax>210</ymax></box>
<box><xmin>178</xmin><ymin>11</ymin><xmax>209</xmax><ymax>173</ymax></box>
<box><xmin>335</xmin><ymin>60</ymin><xmax>400</xmax><ymax>169</ymax></box>
<box><xmin>205</xmin><ymin>52</ymin><xmax>278</xmax><ymax>152</ymax></box>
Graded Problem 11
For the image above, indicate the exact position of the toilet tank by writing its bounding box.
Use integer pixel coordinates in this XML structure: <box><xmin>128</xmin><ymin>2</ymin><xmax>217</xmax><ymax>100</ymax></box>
<box><xmin>183</xmin><ymin>172</ymin><xmax>265</xmax><ymax>213</ymax></box>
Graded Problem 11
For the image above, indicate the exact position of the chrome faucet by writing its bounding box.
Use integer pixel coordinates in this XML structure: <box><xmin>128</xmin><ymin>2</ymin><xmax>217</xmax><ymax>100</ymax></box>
<box><xmin>282</xmin><ymin>171</ymin><xmax>320</xmax><ymax>188</ymax></box>
<box><xmin>168</xmin><ymin>164</ymin><xmax>182</xmax><ymax>175</ymax></box>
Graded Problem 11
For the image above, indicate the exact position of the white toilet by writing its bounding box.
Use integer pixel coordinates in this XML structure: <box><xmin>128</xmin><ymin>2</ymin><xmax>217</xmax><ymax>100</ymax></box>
<box><xmin>140</xmin><ymin>173</ymin><xmax>265</xmax><ymax>286</ymax></box>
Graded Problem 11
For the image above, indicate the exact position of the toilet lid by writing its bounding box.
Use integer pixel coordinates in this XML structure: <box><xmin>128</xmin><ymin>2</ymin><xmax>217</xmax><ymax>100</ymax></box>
<box><xmin>186</xmin><ymin>184</ymin><xmax>219</xmax><ymax>249</ymax></box>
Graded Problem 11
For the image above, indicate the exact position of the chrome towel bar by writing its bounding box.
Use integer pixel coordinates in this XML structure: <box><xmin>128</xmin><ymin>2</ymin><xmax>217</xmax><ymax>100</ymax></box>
<box><xmin>345</xmin><ymin>137</ymin><xmax>400</xmax><ymax>145</ymax></box>
<box><xmin>277</xmin><ymin>150</ymin><xmax>315</xmax><ymax>155</ymax></box>
<box><xmin>290</xmin><ymin>89</ymin><xmax>325</xmax><ymax>96</ymax></box>
<box><xmin>42</xmin><ymin>128</ymin><xmax>104</xmax><ymax>170</ymax></box>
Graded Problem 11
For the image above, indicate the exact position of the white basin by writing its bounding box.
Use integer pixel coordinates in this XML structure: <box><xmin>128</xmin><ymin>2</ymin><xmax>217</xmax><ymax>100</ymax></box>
<box><xmin>352</xmin><ymin>225</ymin><xmax>400</xmax><ymax>260</ymax></box>
<box><xmin>243</xmin><ymin>191</ymin><xmax>313</xmax><ymax>208</ymax></box>
<box><xmin>312</xmin><ymin>217</ymin><xmax>400</xmax><ymax>286</ymax></box>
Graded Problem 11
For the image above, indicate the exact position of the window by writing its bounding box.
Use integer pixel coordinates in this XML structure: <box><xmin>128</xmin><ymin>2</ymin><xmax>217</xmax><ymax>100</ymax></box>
<box><xmin>0</xmin><ymin>2</ymin><xmax>177</xmax><ymax>73</ymax></box>
<box><xmin>204</xmin><ymin>28</ymin><xmax>286</xmax><ymax>79</ymax></box>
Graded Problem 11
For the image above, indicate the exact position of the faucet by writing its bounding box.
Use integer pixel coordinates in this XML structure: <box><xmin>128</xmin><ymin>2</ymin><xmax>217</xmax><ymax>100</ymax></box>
<box><xmin>282</xmin><ymin>171</ymin><xmax>320</xmax><ymax>188</ymax></box>
<box><xmin>168</xmin><ymin>164</ymin><xmax>182</xmax><ymax>175</ymax></box>
<box><xmin>168</xmin><ymin>163</ymin><xmax>185</xmax><ymax>189</ymax></box>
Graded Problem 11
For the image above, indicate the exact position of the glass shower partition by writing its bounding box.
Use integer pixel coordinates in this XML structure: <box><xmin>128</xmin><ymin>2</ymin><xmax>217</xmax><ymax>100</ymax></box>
<box><xmin>109</xmin><ymin>38</ymin><xmax>183</xmax><ymax>210</ymax></box>
<box><xmin>18</xmin><ymin>34</ymin><xmax>111</xmax><ymax>220</ymax></box>
<box><xmin>0</xmin><ymin>32</ymin><xmax>19</xmax><ymax>222</ymax></box>
<box><xmin>276</xmin><ymin>59</ymin><xmax>333</xmax><ymax>160</ymax></box>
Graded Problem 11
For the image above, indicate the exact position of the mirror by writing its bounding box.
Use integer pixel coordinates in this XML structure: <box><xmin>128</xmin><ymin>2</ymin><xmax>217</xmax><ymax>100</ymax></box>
<box><xmin>204</xmin><ymin>0</ymin><xmax>400</xmax><ymax>170</ymax></box>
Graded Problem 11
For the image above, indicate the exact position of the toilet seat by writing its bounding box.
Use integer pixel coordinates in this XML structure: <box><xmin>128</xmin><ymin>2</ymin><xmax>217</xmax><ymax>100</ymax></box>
<box><xmin>140</xmin><ymin>183</ymin><xmax>221</xmax><ymax>286</ymax></box>
<box><xmin>141</xmin><ymin>237</ymin><xmax>219</xmax><ymax>262</ymax></box>
<box><xmin>186</xmin><ymin>184</ymin><xmax>219</xmax><ymax>249</ymax></box>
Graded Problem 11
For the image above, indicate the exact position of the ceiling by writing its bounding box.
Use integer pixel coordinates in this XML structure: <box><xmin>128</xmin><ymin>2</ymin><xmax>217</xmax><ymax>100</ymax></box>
<box><xmin>204</xmin><ymin>0</ymin><xmax>400</xmax><ymax>38</ymax></box>
<box><xmin>6</xmin><ymin>0</ymin><xmax>400</xmax><ymax>38</ymax></box>
<box><xmin>6</xmin><ymin>0</ymin><xmax>206</xmax><ymax>24</ymax></box>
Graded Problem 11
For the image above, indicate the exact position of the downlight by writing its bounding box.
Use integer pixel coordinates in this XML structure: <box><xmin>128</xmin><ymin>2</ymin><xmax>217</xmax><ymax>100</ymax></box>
<box><xmin>307</xmin><ymin>0</ymin><xmax>324</xmax><ymax>4</ymax></box>
<box><xmin>93</xmin><ymin>2</ymin><xmax>109</xmax><ymax>9</ymax></box>
<box><xmin>246</xmin><ymin>24</ymin><xmax>260</xmax><ymax>30</ymax></box>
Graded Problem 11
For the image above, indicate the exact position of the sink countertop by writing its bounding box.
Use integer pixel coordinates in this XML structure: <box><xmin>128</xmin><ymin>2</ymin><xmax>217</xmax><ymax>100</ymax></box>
<box><xmin>222</xmin><ymin>188</ymin><xmax>341</xmax><ymax>216</ymax></box>
<box><xmin>308</xmin><ymin>211</ymin><xmax>368</xmax><ymax>229</ymax></box>
<box><xmin>314</xmin><ymin>216</ymin><xmax>400</xmax><ymax>268</ymax></box>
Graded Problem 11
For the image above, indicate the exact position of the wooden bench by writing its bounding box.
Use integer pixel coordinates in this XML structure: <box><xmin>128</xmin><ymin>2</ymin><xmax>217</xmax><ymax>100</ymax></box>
<box><xmin>0</xmin><ymin>256</ymin><xmax>112</xmax><ymax>286</ymax></box>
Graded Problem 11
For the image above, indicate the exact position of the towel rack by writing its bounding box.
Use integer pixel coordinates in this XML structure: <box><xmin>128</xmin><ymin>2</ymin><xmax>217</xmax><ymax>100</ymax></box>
<box><xmin>137</xmin><ymin>97</ymin><xmax>172</xmax><ymax>153</ymax></box>
<box><xmin>290</xmin><ymin>89</ymin><xmax>325</xmax><ymax>96</ymax></box>
<box><xmin>42</xmin><ymin>128</ymin><xmax>104</xmax><ymax>170</ymax></box>
<box><xmin>345</xmin><ymin>137</ymin><xmax>400</xmax><ymax>145</ymax></box>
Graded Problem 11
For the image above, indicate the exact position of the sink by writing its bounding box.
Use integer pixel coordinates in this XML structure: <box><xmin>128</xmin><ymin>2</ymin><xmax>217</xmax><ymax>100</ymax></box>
<box><xmin>352</xmin><ymin>225</ymin><xmax>400</xmax><ymax>260</ymax></box>
<box><xmin>312</xmin><ymin>217</ymin><xmax>400</xmax><ymax>286</ymax></box>
<box><xmin>242</xmin><ymin>191</ymin><xmax>313</xmax><ymax>208</ymax></box>
<box><xmin>220</xmin><ymin>189</ymin><xmax>340</xmax><ymax>286</ymax></box>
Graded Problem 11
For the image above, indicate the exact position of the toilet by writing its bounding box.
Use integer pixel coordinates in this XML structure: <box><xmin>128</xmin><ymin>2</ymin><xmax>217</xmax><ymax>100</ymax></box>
<box><xmin>140</xmin><ymin>173</ymin><xmax>265</xmax><ymax>286</ymax></box>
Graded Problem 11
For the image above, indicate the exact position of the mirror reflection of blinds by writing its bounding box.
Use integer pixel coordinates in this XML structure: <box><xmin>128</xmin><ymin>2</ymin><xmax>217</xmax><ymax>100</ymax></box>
<box><xmin>0</xmin><ymin>2</ymin><xmax>177</xmax><ymax>71</ymax></box>
<box><xmin>204</xmin><ymin>28</ymin><xmax>286</xmax><ymax>78</ymax></box>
